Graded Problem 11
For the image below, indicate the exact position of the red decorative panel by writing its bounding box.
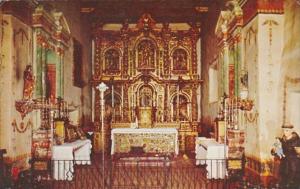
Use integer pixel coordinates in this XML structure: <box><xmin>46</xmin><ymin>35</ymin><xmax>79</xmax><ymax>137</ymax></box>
<box><xmin>257</xmin><ymin>0</ymin><xmax>283</xmax><ymax>13</ymax></box>
<box><xmin>243</xmin><ymin>0</ymin><xmax>283</xmax><ymax>26</ymax></box>
<box><xmin>47</xmin><ymin>64</ymin><xmax>56</xmax><ymax>103</ymax></box>
<box><xmin>228</xmin><ymin>64</ymin><xmax>235</xmax><ymax>97</ymax></box>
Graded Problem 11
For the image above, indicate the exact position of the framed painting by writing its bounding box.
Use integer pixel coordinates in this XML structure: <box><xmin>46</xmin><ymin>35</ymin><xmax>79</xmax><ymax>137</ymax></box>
<box><xmin>73</xmin><ymin>38</ymin><xmax>84</xmax><ymax>87</ymax></box>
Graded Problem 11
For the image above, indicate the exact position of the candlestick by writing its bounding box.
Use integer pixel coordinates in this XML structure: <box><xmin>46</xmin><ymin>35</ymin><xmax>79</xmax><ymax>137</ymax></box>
<box><xmin>177</xmin><ymin>85</ymin><xmax>179</xmax><ymax>120</ymax></box>
<box><xmin>112</xmin><ymin>85</ymin><xmax>114</xmax><ymax>108</ymax></box>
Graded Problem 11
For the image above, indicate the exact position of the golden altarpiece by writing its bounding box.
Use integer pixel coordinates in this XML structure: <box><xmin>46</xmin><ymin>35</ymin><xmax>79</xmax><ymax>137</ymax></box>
<box><xmin>91</xmin><ymin>14</ymin><xmax>202</xmax><ymax>153</ymax></box>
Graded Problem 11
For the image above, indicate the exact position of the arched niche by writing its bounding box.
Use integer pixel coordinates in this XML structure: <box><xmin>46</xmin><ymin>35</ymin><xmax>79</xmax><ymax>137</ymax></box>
<box><xmin>171</xmin><ymin>48</ymin><xmax>189</xmax><ymax>73</ymax></box>
<box><xmin>103</xmin><ymin>48</ymin><xmax>121</xmax><ymax>75</ymax></box>
<box><xmin>138</xmin><ymin>85</ymin><xmax>154</xmax><ymax>107</ymax></box>
<box><xmin>104</xmin><ymin>91</ymin><xmax>122</xmax><ymax>122</ymax></box>
<box><xmin>171</xmin><ymin>93</ymin><xmax>191</xmax><ymax>121</ymax></box>
<box><xmin>136</xmin><ymin>38</ymin><xmax>157</xmax><ymax>70</ymax></box>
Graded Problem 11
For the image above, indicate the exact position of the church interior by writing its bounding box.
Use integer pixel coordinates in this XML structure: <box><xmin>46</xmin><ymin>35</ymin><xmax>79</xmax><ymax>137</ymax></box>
<box><xmin>0</xmin><ymin>0</ymin><xmax>300</xmax><ymax>188</ymax></box>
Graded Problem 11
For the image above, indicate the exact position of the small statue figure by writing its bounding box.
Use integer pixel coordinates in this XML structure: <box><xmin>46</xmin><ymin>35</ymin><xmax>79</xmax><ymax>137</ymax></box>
<box><xmin>272</xmin><ymin>137</ymin><xmax>285</xmax><ymax>159</ymax></box>
<box><xmin>273</xmin><ymin>124</ymin><xmax>300</xmax><ymax>188</ymax></box>
<box><xmin>23</xmin><ymin>65</ymin><xmax>35</xmax><ymax>99</ymax></box>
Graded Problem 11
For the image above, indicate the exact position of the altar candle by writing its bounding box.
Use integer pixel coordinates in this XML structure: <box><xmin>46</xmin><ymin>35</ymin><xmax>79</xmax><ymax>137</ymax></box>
<box><xmin>112</xmin><ymin>85</ymin><xmax>114</xmax><ymax>108</ymax></box>
<box><xmin>177</xmin><ymin>85</ymin><xmax>179</xmax><ymax>107</ymax></box>
<box><xmin>187</xmin><ymin>103</ymin><xmax>190</xmax><ymax>120</ymax></box>
<box><xmin>224</xmin><ymin>99</ymin><xmax>227</xmax><ymax>128</ymax></box>
<box><xmin>171</xmin><ymin>103</ymin><xmax>173</xmax><ymax>120</ymax></box>
<box><xmin>230</xmin><ymin>98</ymin><xmax>233</xmax><ymax>128</ymax></box>
<box><xmin>235</xmin><ymin>97</ymin><xmax>238</xmax><ymax>129</ymax></box>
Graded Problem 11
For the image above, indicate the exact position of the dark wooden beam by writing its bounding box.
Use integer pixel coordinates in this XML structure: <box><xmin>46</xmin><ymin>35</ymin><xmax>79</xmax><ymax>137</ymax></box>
<box><xmin>80</xmin><ymin>0</ymin><xmax>208</xmax><ymax>24</ymax></box>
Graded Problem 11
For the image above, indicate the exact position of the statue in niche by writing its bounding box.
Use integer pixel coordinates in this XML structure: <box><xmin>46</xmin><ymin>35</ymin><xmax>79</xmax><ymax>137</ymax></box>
<box><xmin>139</xmin><ymin>86</ymin><xmax>152</xmax><ymax>107</ymax></box>
<box><xmin>105</xmin><ymin>49</ymin><xmax>120</xmax><ymax>73</ymax></box>
<box><xmin>138</xmin><ymin>40</ymin><xmax>155</xmax><ymax>69</ymax></box>
<box><xmin>23</xmin><ymin>65</ymin><xmax>35</xmax><ymax>99</ymax></box>
<box><xmin>173</xmin><ymin>49</ymin><xmax>188</xmax><ymax>71</ymax></box>
<box><xmin>140</xmin><ymin>95</ymin><xmax>151</xmax><ymax>107</ymax></box>
<box><xmin>173</xmin><ymin>95</ymin><xmax>189</xmax><ymax>121</ymax></box>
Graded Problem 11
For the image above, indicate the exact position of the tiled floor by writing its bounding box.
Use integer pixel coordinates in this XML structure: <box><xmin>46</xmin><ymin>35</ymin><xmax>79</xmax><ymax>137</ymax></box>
<box><xmin>49</xmin><ymin>153</ymin><xmax>241</xmax><ymax>189</ymax></box>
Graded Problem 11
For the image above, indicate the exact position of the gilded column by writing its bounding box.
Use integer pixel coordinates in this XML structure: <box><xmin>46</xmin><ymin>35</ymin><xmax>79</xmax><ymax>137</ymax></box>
<box><xmin>164</xmin><ymin>83</ymin><xmax>170</xmax><ymax>121</ymax></box>
<box><xmin>162</xmin><ymin>23</ymin><xmax>171</xmax><ymax>77</ymax></box>
<box><xmin>192</xmin><ymin>83</ymin><xmax>198</xmax><ymax>122</ymax></box>
<box><xmin>93</xmin><ymin>26</ymin><xmax>103</xmax><ymax>79</ymax></box>
<box><xmin>222</xmin><ymin>27</ymin><xmax>230</xmax><ymax>96</ymax></box>
<box><xmin>94</xmin><ymin>88</ymin><xmax>101</xmax><ymax>129</ymax></box>
<box><xmin>189</xmin><ymin>24</ymin><xmax>200</xmax><ymax>76</ymax></box>
<box><xmin>235</xmin><ymin>33</ymin><xmax>242</xmax><ymax>96</ymax></box>
<box><xmin>121</xmin><ymin>22</ymin><xmax>129</xmax><ymax>78</ymax></box>
<box><xmin>123</xmin><ymin>83</ymin><xmax>129</xmax><ymax>122</ymax></box>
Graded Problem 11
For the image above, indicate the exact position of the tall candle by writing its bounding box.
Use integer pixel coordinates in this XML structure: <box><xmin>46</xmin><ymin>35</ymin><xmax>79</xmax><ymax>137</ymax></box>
<box><xmin>231</xmin><ymin>98</ymin><xmax>233</xmax><ymax>128</ymax></box>
<box><xmin>112</xmin><ymin>85</ymin><xmax>114</xmax><ymax>108</ymax></box>
<box><xmin>177</xmin><ymin>85</ymin><xmax>179</xmax><ymax>108</ymax></box>
<box><xmin>171</xmin><ymin>103</ymin><xmax>173</xmax><ymax>121</ymax></box>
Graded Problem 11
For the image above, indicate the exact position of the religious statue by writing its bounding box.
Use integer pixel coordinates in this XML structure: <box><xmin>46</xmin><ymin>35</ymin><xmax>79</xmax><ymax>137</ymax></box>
<box><xmin>138</xmin><ymin>40</ymin><xmax>154</xmax><ymax>68</ymax></box>
<box><xmin>272</xmin><ymin>138</ymin><xmax>285</xmax><ymax>159</ymax></box>
<box><xmin>271</xmin><ymin>124</ymin><xmax>300</xmax><ymax>188</ymax></box>
<box><xmin>105</xmin><ymin>49</ymin><xmax>119</xmax><ymax>73</ymax></box>
<box><xmin>173</xmin><ymin>49</ymin><xmax>187</xmax><ymax>71</ymax></box>
<box><xmin>23</xmin><ymin>65</ymin><xmax>35</xmax><ymax>99</ymax></box>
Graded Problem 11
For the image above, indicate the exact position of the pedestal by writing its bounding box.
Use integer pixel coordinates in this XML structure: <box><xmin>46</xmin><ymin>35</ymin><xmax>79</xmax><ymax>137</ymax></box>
<box><xmin>138</xmin><ymin>107</ymin><xmax>152</xmax><ymax>128</ymax></box>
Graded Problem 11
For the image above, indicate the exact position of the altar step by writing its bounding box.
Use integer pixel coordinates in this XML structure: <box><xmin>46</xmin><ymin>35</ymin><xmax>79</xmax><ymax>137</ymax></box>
<box><xmin>115</xmin><ymin>156</ymin><xmax>171</xmax><ymax>167</ymax></box>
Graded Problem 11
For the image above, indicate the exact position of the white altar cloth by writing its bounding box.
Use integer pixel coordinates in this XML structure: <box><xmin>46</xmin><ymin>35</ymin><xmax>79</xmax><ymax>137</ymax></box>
<box><xmin>52</xmin><ymin>139</ymin><xmax>92</xmax><ymax>180</ymax></box>
<box><xmin>111</xmin><ymin>128</ymin><xmax>179</xmax><ymax>155</ymax></box>
<box><xmin>195</xmin><ymin>137</ymin><xmax>228</xmax><ymax>179</ymax></box>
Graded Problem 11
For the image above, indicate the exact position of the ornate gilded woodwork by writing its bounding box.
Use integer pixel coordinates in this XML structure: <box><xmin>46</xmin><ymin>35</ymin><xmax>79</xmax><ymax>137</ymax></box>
<box><xmin>215</xmin><ymin>1</ymin><xmax>243</xmax><ymax>97</ymax></box>
<box><xmin>32</xmin><ymin>5</ymin><xmax>70</xmax><ymax>99</ymax></box>
<box><xmin>91</xmin><ymin>14</ymin><xmax>202</xmax><ymax>152</ymax></box>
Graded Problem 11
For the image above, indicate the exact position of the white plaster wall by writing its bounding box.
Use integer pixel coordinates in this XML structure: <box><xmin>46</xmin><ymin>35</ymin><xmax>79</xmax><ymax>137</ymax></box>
<box><xmin>0</xmin><ymin>15</ymin><xmax>34</xmax><ymax>168</ymax></box>
<box><xmin>11</xmin><ymin>15</ymin><xmax>33</xmax><ymax>162</ymax></box>
<box><xmin>242</xmin><ymin>16</ymin><xmax>260</xmax><ymax>158</ymax></box>
<box><xmin>0</xmin><ymin>15</ymin><xmax>14</xmax><ymax>155</ymax></box>
<box><xmin>257</xmin><ymin>14</ymin><xmax>283</xmax><ymax>160</ymax></box>
<box><xmin>242</xmin><ymin>13</ymin><xmax>284</xmax><ymax>160</ymax></box>
<box><xmin>280</xmin><ymin>0</ymin><xmax>300</xmax><ymax>134</ymax></box>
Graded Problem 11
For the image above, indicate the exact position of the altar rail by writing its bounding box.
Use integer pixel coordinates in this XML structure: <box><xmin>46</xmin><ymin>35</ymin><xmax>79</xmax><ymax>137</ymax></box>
<box><xmin>27</xmin><ymin>158</ymin><xmax>281</xmax><ymax>189</ymax></box>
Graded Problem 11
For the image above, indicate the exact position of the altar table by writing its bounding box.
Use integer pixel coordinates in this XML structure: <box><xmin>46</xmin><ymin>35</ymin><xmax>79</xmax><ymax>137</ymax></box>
<box><xmin>195</xmin><ymin>137</ymin><xmax>227</xmax><ymax>179</ymax></box>
<box><xmin>111</xmin><ymin>128</ymin><xmax>179</xmax><ymax>155</ymax></box>
<box><xmin>52</xmin><ymin>139</ymin><xmax>92</xmax><ymax>180</ymax></box>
